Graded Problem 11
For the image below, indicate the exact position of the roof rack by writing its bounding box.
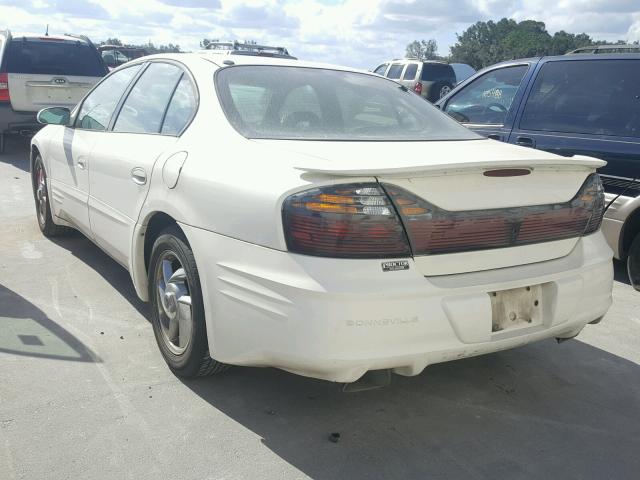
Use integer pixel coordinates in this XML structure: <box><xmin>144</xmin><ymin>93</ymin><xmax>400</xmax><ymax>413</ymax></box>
<box><xmin>204</xmin><ymin>41</ymin><xmax>296</xmax><ymax>59</ymax></box>
<box><xmin>568</xmin><ymin>44</ymin><xmax>640</xmax><ymax>54</ymax></box>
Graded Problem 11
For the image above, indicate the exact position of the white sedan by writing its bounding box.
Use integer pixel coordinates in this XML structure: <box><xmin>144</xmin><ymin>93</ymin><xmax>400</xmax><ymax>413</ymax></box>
<box><xmin>31</xmin><ymin>53</ymin><xmax>613</xmax><ymax>382</ymax></box>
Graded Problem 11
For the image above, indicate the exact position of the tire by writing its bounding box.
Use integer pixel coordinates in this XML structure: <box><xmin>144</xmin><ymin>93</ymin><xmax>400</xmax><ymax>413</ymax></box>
<box><xmin>628</xmin><ymin>234</ymin><xmax>640</xmax><ymax>291</ymax></box>
<box><xmin>148</xmin><ymin>226</ymin><xmax>228</xmax><ymax>378</ymax></box>
<box><xmin>438</xmin><ymin>83</ymin><xmax>453</xmax><ymax>99</ymax></box>
<box><xmin>32</xmin><ymin>155</ymin><xmax>73</xmax><ymax>237</ymax></box>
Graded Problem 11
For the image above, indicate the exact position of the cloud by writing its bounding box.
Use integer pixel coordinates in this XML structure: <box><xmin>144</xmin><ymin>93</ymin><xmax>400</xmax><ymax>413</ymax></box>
<box><xmin>0</xmin><ymin>0</ymin><xmax>638</xmax><ymax>68</ymax></box>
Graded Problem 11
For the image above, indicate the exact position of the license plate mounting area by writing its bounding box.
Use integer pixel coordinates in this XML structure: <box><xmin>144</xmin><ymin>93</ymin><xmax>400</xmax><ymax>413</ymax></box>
<box><xmin>490</xmin><ymin>284</ymin><xmax>543</xmax><ymax>333</ymax></box>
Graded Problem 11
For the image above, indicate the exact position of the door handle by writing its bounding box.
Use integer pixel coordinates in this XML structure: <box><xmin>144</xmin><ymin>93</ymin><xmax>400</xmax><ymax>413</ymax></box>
<box><xmin>516</xmin><ymin>136</ymin><xmax>535</xmax><ymax>147</ymax></box>
<box><xmin>77</xmin><ymin>160</ymin><xmax>86</xmax><ymax>170</ymax></box>
<box><xmin>487</xmin><ymin>134</ymin><xmax>502</xmax><ymax>141</ymax></box>
<box><xmin>131</xmin><ymin>167</ymin><xmax>147</xmax><ymax>185</ymax></box>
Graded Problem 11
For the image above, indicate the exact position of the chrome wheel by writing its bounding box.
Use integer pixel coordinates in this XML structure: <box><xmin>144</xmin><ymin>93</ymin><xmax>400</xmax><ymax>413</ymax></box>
<box><xmin>155</xmin><ymin>251</ymin><xmax>193</xmax><ymax>355</ymax></box>
<box><xmin>439</xmin><ymin>85</ymin><xmax>452</xmax><ymax>98</ymax></box>
<box><xmin>35</xmin><ymin>163</ymin><xmax>47</xmax><ymax>227</ymax></box>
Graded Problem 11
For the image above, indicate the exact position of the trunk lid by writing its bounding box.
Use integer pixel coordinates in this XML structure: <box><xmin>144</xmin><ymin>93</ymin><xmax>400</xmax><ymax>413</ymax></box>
<box><xmin>259</xmin><ymin>138</ymin><xmax>606</xmax><ymax>274</ymax></box>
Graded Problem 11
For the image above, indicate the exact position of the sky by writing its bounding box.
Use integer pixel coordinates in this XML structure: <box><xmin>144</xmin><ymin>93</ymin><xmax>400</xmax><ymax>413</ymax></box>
<box><xmin>1</xmin><ymin>0</ymin><xmax>639</xmax><ymax>69</ymax></box>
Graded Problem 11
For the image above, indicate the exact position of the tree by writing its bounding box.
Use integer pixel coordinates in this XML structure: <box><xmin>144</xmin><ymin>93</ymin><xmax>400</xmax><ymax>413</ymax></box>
<box><xmin>449</xmin><ymin>19</ymin><xmax>600</xmax><ymax>69</ymax></box>
<box><xmin>405</xmin><ymin>39</ymin><xmax>440</xmax><ymax>60</ymax></box>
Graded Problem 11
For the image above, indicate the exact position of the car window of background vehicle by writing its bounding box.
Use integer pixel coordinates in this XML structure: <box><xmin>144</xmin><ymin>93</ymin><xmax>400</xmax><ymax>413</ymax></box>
<box><xmin>76</xmin><ymin>64</ymin><xmax>142</xmax><ymax>130</ymax></box>
<box><xmin>161</xmin><ymin>75</ymin><xmax>198</xmax><ymax>135</ymax></box>
<box><xmin>444</xmin><ymin>65</ymin><xmax>528</xmax><ymax>124</ymax></box>
<box><xmin>373</xmin><ymin>63</ymin><xmax>388</xmax><ymax>75</ymax></box>
<box><xmin>5</xmin><ymin>39</ymin><xmax>105</xmax><ymax>76</ymax></box>
<box><xmin>520</xmin><ymin>60</ymin><xmax>640</xmax><ymax>138</ymax></box>
<box><xmin>113</xmin><ymin>62</ymin><xmax>184</xmax><ymax>134</ymax></box>
<box><xmin>386</xmin><ymin>63</ymin><xmax>404</xmax><ymax>79</ymax></box>
<box><xmin>403</xmin><ymin>64</ymin><xmax>418</xmax><ymax>80</ymax></box>
<box><xmin>216</xmin><ymin>66</ymin><xmax>480</xmax><ymax>141</ymax></box>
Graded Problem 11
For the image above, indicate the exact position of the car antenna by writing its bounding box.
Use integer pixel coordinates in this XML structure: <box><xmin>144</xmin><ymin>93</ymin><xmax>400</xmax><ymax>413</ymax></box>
<box><xmin>45</xmin><ymin>24</ymin><xmax>49</xmax><ymax>36</ymax></box>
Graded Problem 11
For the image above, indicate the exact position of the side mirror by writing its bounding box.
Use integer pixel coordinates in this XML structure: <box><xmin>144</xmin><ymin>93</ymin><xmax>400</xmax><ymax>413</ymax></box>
<box><xmin>37</xmin><ymin>107</ymin><xmax>71</xmax><ymax>126</ymax></box>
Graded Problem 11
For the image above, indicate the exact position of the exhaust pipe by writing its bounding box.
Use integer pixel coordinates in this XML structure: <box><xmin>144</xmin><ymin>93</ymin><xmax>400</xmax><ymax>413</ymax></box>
<box><xmin>343</xmin><ymin>369</ymin><xmax>391</xmax><ymax>393</ymax></box>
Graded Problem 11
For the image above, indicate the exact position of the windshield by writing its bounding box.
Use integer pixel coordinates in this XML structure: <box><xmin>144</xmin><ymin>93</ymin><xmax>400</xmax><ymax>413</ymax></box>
<box><xmin>215</xmin><ymin>65</ymin><xmax>480</xmax><ymax>141</ymax></box>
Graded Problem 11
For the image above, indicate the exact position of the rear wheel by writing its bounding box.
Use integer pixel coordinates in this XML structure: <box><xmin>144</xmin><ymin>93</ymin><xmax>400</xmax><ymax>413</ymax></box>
<box><xmin>33</xmin><ymin>155</ymin><xmax>73</xmax><ymax>237</ymax></box>
<box><xmin>438</xmin><ymin>83</ymin><xmax>453</xmax><ymax>99</ymax></box>
<box><xmin>148</xmin><ymin>226</ymin><xmax>228</xmax><ymax>377</ymax></box>
<box><xmin>628</xmin><ymin>234</ymin><xmax>640</xmax><ymax>291</ymax></box>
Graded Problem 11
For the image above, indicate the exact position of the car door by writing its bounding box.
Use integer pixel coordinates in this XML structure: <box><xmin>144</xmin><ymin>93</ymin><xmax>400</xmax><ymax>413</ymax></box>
<box><xmin>47</xmin><ymin>64</ymin><xmax>142</xmax><ymax>236</ymax></box>
<box><xmin>440</xmin><ymin>63</ymin><xmax>533</xmax><ymax>142</ymax></box>
<box><xmin>88</xmin><ymin>61</ymin><xmax>197</xmax><ymax>267</ymax></box>
<box><xmin>508</xmin><ymin>58</ymin><xmax>640</xmax><ymax>180</ymax></box>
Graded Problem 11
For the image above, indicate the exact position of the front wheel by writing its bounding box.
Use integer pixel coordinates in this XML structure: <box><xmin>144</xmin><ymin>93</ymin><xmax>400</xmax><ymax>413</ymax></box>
<box><xmin>628</xmin><ymin>234</ymin><xmax>640</xmax><ymax>291</ymax></box>
<box><xmin>148</xmin><ymin>226</ymin><xmax>228</xmax><ymax>377</ymax></box>
<box><xmin>32</xmin><ymin>155</ymin><xmax>73</xmax><ymax>237</ymax></box>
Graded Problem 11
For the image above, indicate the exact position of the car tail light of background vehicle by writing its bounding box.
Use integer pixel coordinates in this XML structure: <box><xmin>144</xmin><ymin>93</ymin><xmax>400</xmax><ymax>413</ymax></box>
<box><xmin>413</xmin><ymin>82</ymin><xmax>423</xmax><ymax>95</ymax></box>
<box><xmin>383</xmin><ymin>173</ymin><xmax>605</xmax><ymax>255</ymax></box>
<box><xmin>282</xmin><ymin>183</ymin><xmax>411</xmax><ymax>258</ymax></box>
<box><xmin>283</xmin><ymin>175</ymin><xmax>605</xmax><ymax>259</ymax></box>
<box><xmin>0</xmin><ymin>73</ymin><xmax>9</xmax><ymax>102</ymax></box>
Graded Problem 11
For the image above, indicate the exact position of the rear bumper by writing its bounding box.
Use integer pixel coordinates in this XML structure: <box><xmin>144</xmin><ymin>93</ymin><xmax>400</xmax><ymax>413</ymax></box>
<box><xmin>183</xmin><ymin>224</ymin><xmax>613</xmax><ymax>382</ymax></box>
<box><xmin>0</xmin><ymin>103</ymin><xmax>39</xmax><ymax>134</ymax></box>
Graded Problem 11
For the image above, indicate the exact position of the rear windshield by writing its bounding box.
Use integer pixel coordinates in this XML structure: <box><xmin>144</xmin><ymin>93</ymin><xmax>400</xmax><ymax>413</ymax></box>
<box><xmin>215</xmin><ymin>66</ymin><xmax>480</xmax><ymax>141</ymax></box>
<box><xmin>421</xmin><ymin>63</ymin><xmax>455</xmax><ymax>82</ymax></box>
<box><xmin>5</xmin><ymin>39</ymin><xmax>106</xmax><ymax>76</ymax></box>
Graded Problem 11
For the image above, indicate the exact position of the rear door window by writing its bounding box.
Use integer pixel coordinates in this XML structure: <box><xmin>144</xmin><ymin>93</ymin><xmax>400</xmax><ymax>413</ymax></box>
<box><xmin>113</xmin><ymin>62</ymin><xmax>184</xmax><ymax>134</ymax></box>
<box><xmin>403</xmin><ymin>63</ymin><xmax>418</xmax><ymax>80</ymax></box>
<box><xmin>386</xmin><ymin>64</ymin><xmax>404</xmax><ymax>80</ymax></box>
<box><xmin>76</xmin><ymin>64</ymin><xmax>142</xmax><ymax>131</ymax></box>
<box><xmin>520</xmin><ymin>60</ymin><xmax>640</xmax><ymax>137</ymax></box>
<box><xmin>161</xmin><ymin>75</ymin><xmax>197</xmax><ymax>135</ymax></box>
<box><xmin>6</xmin><ymin>39</ymin><xmax>106</xmax><ymax>76</ymax></box>
<box><xmin>444</xmin><ymin>65</ymin><xmax>528</xmax><ymax>125</ymax></box>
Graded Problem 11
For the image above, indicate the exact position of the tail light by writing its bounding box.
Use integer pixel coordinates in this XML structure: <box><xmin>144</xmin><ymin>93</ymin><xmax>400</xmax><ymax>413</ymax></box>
<box><xmin>282</xmin><ymin>183</ymin><xmax>410</xmax><ymax>258</ymax></box>
<box><xmin>383</xmin><ymin>173</ymin><xmax>605</xmax><ymax>255</ymax></box>
<box><xmin>0</xmin><ymin>73</ymin><xmax>9</xmax><ymax>102</ymax></box>
<box><xmin>413</xmin><ymin>82</ymin><xmax>423</xmax><ymax>95</ymax></box>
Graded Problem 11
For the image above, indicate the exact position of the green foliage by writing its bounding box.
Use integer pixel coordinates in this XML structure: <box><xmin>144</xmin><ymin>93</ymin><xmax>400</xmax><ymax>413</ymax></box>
<box><xmin>405</xmin><ymin>39</ymin><xmax>440</xmax><ymax>60</ymax></box>
<box><xmin>448</xmin><ymin>18</ymin><xmax>605</xmax><ymax>69</ymax></box>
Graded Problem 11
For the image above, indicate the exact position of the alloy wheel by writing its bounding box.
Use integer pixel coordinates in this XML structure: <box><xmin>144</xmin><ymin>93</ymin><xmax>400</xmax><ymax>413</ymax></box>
<box><xmin>155</xmin><ymin>251</ymin><xmax>193</xmax><ymax>355</ymax></box>
<box><xmin>35</xmin><ymin>163</ymin><xmax>48</xmax><ymax>227</ymax></box>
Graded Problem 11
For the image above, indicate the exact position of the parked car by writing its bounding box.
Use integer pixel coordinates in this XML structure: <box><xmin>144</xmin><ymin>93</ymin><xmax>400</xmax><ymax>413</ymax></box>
<box><xmin>450</xmin><ymin>62</ymin><xmax>476</xmax><ymax>84</ymax></box>
<box><xmin>31</xmin><ymin>53</ymin><xmax>612</xmax><ymax>382</ymax></box>
<box><xmin>373</xmin><ymin>59</ymin><xmax>456</xmax><ymax>102</ymax></box>
<box><xmin>98</xmin><ymin>45</ymin><xmax>148</xmax><ymax>70</ymax></box>
<box><xmin>436</xmin><ymin>54</ymin><xmax>640</xmax><ymax>290</ymax></box>
<box><xmin>201</xmin><ymin>41</ymin><xmax>296</xmax><ymax>59</ymax></box>
<box><xmin>0</xmin><ymin>31</ymin><xmax>107</xmax><ymax>153</ymax></box>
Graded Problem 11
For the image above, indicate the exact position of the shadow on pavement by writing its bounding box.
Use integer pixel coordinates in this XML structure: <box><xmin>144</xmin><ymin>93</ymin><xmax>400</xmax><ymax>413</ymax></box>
<box><xmin>0</xmin><ymin>135</ymin><xmax>31</xmax><ymax>172</ymax></box>
<box><xmin>183</xmin><ymin>339</ymin><xmax>640</xmax><ymax>479</ymax></box>
<box><xmin>0</xmin><ymin>283</ymin><xmax>100</xmax><ymax>362</ymax></box>
<box><xmin>49</xmin><ymin>233</ymin><xmax>149</xmax><ymax>319</ymax></box>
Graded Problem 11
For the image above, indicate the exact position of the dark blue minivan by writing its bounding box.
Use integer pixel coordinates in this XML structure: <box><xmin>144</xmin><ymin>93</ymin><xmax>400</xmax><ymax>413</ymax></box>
<box><xmin>436</xmin><ymin>54</ymin><xmax>640</xmax><ymax>289</ymax></box>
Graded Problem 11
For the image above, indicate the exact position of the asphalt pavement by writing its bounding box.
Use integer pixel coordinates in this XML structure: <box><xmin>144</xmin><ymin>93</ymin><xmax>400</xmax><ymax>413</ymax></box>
<box><xmin>1</xmin><ymin>135</ymin><xmax>639</xmax><ymax>480</ymax></box>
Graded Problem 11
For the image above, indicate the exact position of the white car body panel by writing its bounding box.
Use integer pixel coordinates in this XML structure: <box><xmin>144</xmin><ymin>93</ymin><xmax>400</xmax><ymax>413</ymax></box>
<box><xmin>30</xmin><ymin>53</ymin><xmax>614</xmax><ymax>382</ymax></box>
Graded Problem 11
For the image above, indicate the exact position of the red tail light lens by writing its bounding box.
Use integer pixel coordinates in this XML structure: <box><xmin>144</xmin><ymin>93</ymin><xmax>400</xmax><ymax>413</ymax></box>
<box><xmin>282</xmin><ymin>183</ymin><xmax>410</xmax><ymax>258</ymax></box>
<box><xmin>414</xmin><ymin>82</ymin><xmax>423</xmax><ymax>94</ymax></box>
<box><xmin>0</xmin><ymin>73</ymin><xmax>9</xmax><ymax>102</ymax></box>
<box><xmin>383</xmin><ymin>173</ymin><xmax>605</xmax><ymax>255</ymax></box>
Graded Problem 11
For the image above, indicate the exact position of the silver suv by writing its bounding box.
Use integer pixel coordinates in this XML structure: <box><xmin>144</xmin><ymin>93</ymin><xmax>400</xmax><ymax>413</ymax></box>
<box><xmin>373</xmin><ymin>59</ymin><xmax>456</xmax><ymax>102</ymax></box>
<box><xmin>0</xmin><ymin>31</ymin><xmax>107</xmax><ymax>152</ymax></box>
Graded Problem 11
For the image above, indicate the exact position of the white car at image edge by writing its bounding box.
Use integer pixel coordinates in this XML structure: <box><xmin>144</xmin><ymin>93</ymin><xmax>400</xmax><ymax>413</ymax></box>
<box><xmin>30</xmin><ymin>53</ymin><xmax>613</xmax><ymax>383</ymax></box>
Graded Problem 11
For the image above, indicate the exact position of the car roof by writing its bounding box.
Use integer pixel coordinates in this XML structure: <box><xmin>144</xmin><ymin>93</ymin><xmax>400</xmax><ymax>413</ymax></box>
<box><xmin>3</xmin><ymin>33</ymin><xmax>92</xmax><ymax>44</ymax></box>
<box><xmin>484</xmin><ymin>53</ymin><xmax>640</xmax><ymax>69</ymax></box>
<box><xmin>126</xmin><ymin>52</ymin><xmax>372</xmax><ymax>76</ymax></box>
